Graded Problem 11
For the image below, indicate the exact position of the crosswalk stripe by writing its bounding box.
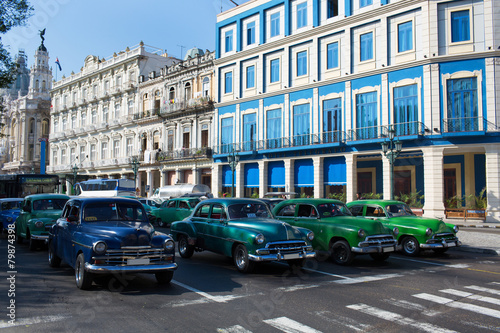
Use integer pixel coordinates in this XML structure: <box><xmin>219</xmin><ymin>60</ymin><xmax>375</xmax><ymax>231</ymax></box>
<box><xmin>413</xmin><ymin>293</ymin><xmax>500</xmax><ymax>319</ymax></box>
<box><xmin>333</xmin><ymin>274</ymin><xmax>402</xmax><ymax>284</ymax></box>
<box><xmin>263</xmin><ymin>317</ymin><xmax>322</xmax><ymax>333</ymax></box>
<box><xmin>171</xmin><ymin>280</ymin><xmax>247</xmax><ymax>303</ymax></box>
<box><xmin>217</xmin><ymin>325</ymin><xmax>253</xmax><ymax>333</ymax></box>
<box><xmin>440</xmin><ymin>289</ymin><xmax>500</xmax><ymax>306</ymax></box>
<box><xmin>465</xmin><ymin>285</ymin><xmax>500</xmax><ymax>296</ymax></box>
<box><xmin>346</xmin><ymin>303</ymin><xmax>456</xmax><ymax>333</ymax></box>
<box><xmin>0</xmin><ymin>315</ymin><xmax>70</xmax><ymax>329</ymax></box>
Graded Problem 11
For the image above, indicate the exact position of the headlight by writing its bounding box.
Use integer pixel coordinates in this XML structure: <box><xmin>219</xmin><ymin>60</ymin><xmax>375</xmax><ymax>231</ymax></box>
<box><xmin>93</xmin><ymin>241</ymin><xmax>107</xmax><ymax>254</ymax></box>
<box><xmin>393</xmin><ymin>227</ymin><xmax>399</xmax><ymax>236</ymax></box>
<box><xmin>255</xmin><ymin>233</ymin><xmax>265</xmax><ymax>245</ymax></box>
<box><xmin>35</xmin><ymin>221</ymin><xmax>44</xmax><ymax>228</ymax></box>
<box><xmin>358</xmin><ymin>229</ymin><xmax>366</xmax><ymax>238</ymax></box>
<box><xmin>164</xmin><ymin>239</ymin><xmax>175</xmax><ymax>251</ymax></box>
<box><xmin>425</xmin><ymin>228</ymin><xmax>432</xmax><ymax>236</ymax></box>
<box><xmin>307</xmin><ymin>231</ymin><xmax>314</xmax><ymax>241</ymax></box>
<box><xmin>453</xmin><ymin>225</ymin><xmax>459</xmax><ymax>233</ymax></box>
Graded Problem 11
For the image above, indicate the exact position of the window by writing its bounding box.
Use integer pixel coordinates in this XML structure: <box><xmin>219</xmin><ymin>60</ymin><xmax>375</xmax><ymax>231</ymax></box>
<box><xmin>327</xmin><ymin>0</ymin><xmax>338</xmax><ymax>18</ymax></box>
<box><xmin>54</xmin><ymin>120</ymin><xmax>59</xmax><ymax>132</ymax></box>
<box><xmin>104</xmin><ymin>80</ymin><xmax>109</xmax><ymax>92</ymax></box>
<box><xmin>128</xmin><ymin>100</ymin><xmax>134</xmax><ymax>115</ymax></box>
<box><xmin>202</xmin><ymin>77</ymin><xmax>210</xmax><ymax>97</ymax></box>
<box><xmin>224</xmin><ymin>72</ymin><xmax>233</xmax><ymax>94</ymax></box>
<box><xmin>221</xmin><ymin>117</ymin><xmax>233</xmax><ymax>153</ymax></box>
<box><xmin>360</xmin><ymin>32</ymin><xmax>374</xmax><ymax>62</ymax></box>
<box><xmin>62</xmin><ymin>117</ymin><xmax>67</xmax><ymax>131</ymax></box>
<box><xmin>360</xmin><ymin>0</ymin><xmax>372</xmax><ymax>8</ymax></box>
<box><xmin>356</xmin><ymin>92</ymin><xmax>378</xmax><ymax>139</ymax></box>
<box><xmin>126</xmin><ymin>138</ymin><xmax>133</xmax><ymax>156</ymax></box>
<box><xmin>270</xmin><ymin>12</ymin><xmax>280</xmax><ymax>37</ymax></box>
<box><xmin>81</xmin><ymin>112</ymin><xmax>86</xmax><ymax>126</ymax></box>
<box><xmin>446</xmin><ymin>77</ymin><xmax>478</xmax><ymax>131</ymax></box>
<box><xmin>397</xmin><ymin>21</ymin><xmax>413</xmax><ymax>53</ymax></box>
<box><xmin>61</xmin><ymin>149</ymin><xmax>66</xmax><ymax>165</ymax></box>
<box><xmin>101</xmin><ymin>142</ymin><xmax>108</xmax><ymax>159</ymax></box>
<box><xmin>246</xmin><ymin>66</ymin><xmax>255</xmax><ymax>89</ymax></box>
<box><xmin>393</xmin><ymin>84</ymin><xmax>418</xmax><ymax>135</ymax></box>
<box><xmin>247</xmin><ymin>21</ymin><xmax>255</xmax><ymax>45</ymax></box>
<box><xmin>71</xmin><ymin>116</ymin><xmax>76</xmax><ymax>129</ymax></box>
<box><xmin>225</xmin><ymin>30</ymin><xmax>233</xmax><ymax>52</ymax></box>
<box><xmin>103</xmin><ymin>106</ymin><xmax>109</xmax><ymax>122</ymax></box>
<box><xmin>52</xmin><ymin>151</ymin><xmax>57</xmax><ymax>165</ymax></box>
<box><xmin>91</xmin><ymin>110</ymin><xmax>97</xmax><ymax>124</ymax></box>
<box><xmin>323</xmin><ymin>98</ymin><xmax>342</xmax><ymax>142</ymax></box>
<box><xmin>266</xmin><ymin>109</ymin><xmax>281</xmax><ymax>148</ymax></box>
<box><xmin>243</xmin><ymin>113</ymin><xmax>256</xmax><ymax>151</ymax></box>
<box><xmin>293</xmin><ymin>104</ymin><xmax>310</xmax><ymax>145</ymax></box>
<box><xmin>297</xmin><ymin>2</ymin><xmax>307</xmax><ymax>29</ymax></box>
<box><xmin>184</xmin><ymin>83</ymin><xmax>191</xmax><ymax>101</ymax></box>
<box><xmin>451</xmin><ymin>10</ymin><xmax>470</xmax><ymax>43</ymax></box>
<box><xmin>201</xmin><ymin>124</ymin><xmax>209</xmax><ymax>147</ymax></box>
<box><xmin>297</xmin><ymin>51</ymin><xmax>308</xmax><ymax>76</ymax></box>
<box><xmin>169</xmin><ymin>87</ymin><xmax>175</xmax><ymax>101</ymax></box>
<box><xmin>80</xmin><ymin>146</ymin><xmax>86</xmax><ymax>162</ymax></box>
<box><xmin>113</xmin><ymin>140</ymin><xmax>120</xmax><ymax>158</ymax></box>
<box><xmin>90</xmin><ymin>144</ymin><xmax>96</xmax><ymax>161</ymax></box>
<box><xmin>270</xmin><ymin>59</ymin><xmax>280</xmax><ymax>83</ymax></box>
<box><xmin>70</xmin><ymin>148</ymin><xmax>76</xmax><ymax>163</ymax></box>
<box><xmin>327</xmin><ymin>42</ymin><xmax>339</xmax><ymax>69</ymax></box>
<box><xmin>114</xmin><ymin>104</ymin><xmax>120</xmax><ymax>118</ymax></box>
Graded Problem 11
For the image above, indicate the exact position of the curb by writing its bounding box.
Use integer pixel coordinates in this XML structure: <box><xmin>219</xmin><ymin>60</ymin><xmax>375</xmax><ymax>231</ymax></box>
<box><xmin>455</xmin><ymin>224</ymin><xmax>500</xmax><ymax>229</ymax></box>
<box><xmin>455</xmin><ymin>246</ymin><xmax>500</xmax><ymax>255</ymax></box>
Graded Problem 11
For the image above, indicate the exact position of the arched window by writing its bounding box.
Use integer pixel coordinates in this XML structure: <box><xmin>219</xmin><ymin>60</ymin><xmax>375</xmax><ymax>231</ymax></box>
<box><xmin>203</xmin><ymin>77</ymin><xmax>210</xmax><ymax>97</ymax></box>
<box><xmin>29</xmin><ymin>118</ymin><xmax>35</xmax><ymax>134</ymax></box>
<box><xmin>169</xmin><ymin>87</ymin><xmax>175</xmax><ymax>101</ymax></box>
<box><xmin>184</xmin><ymin>82</ymin><xmax>191</xmax><ymax>101</ymax></box>
<box><xmin>35</xmin><ymin>80</ymin><xmax>39</xmax><ymax>90</ymax></box>
<box><xmin>154</xmin><ymin>90</ymin><xmax>161</xmax><ymax>110</ymax></box>
<box><xmin>41</xmin><ymin>119</ymin><xmax>49</xmax><ymax>135</ymax></box>
<box><xmin>143</xmin><ymin>93</ymin><xmax>149</xmax><ymax>113</ymax></box>
<box><xmin>42</xmin><ymin>80</ymin><xmax>46</xmax><ymax>91</ymax></box>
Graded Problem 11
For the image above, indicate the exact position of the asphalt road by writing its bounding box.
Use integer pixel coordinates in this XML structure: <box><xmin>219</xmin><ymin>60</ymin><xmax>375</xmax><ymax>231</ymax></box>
<box><xmin>1</xmin><ymin>230</ymin><xmax>500</xmax><ymax>332</ymax></box>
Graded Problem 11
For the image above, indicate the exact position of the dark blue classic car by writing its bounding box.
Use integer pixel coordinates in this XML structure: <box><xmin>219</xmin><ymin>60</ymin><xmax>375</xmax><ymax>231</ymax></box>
<box><xmin>0</xmin><ymin>198</ymin><xmax>23</xmax><ymax>233</ymax></box>
<box><xmin>48</xmin><ymin>197</ymin><xmax>177</xmax><ymax>289</ymax></box>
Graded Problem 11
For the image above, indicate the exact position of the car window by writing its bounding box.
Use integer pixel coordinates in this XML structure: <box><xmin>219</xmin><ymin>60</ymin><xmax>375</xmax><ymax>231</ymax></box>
<box><xmin>194</xmin><ymin>204</ymin><xmax>211</xmax><ymax>218</ymax></box>
<box><xmin>349</xmin><ymin>205</ymin><xmax>364</xmax><ymax>217</ymax></box>
<box><xmin>228</xmin><ymin>203</ymin><xmax>271</xmax><ymax>219</ymax></box>
<box><xmin>2</xmin><ymin>200</ymin><xmax>22</xmax><ymax>210</ymax></box>
<box><xmin>33</xmin><ymin>199</ymin><xmax>67</xmax><ymax>211</ymax></box>
<box><xmin>211</xmin><ymin>204</ymin><xmax>225</xmax><ymax>219</ymax></box>
<box><xmin>83</xmin><ymin>202</ymin><xmax>146</xmax><ymax>222</ymax></box>
<box><xmin>366</xmin><ymin>206</ymin><xmax>385</xmax><ymax>217</ymax></box>
<box><xmin>179</xmin><ymin>201</ymin><xmax>190</xmax><ymax>210</ymax></box>
<box><xmin>276</xmin><ymin>204</ymin><xmax>296</xmax><ymax>217</ymax></box>
<box><xmin>297</xmin><ymin>205</ymin><xmax>317</xmax><ymax>218</ymax></box>
<box><xmin>161</xmin><ymin>201</ymin><xmax>169</xmax><ymax>208</ymax></box>
<box><xmin>167</xmin><ymin>201</ymin><xmax>176</xmax><ymax>208</ymax></box>
<box><xmin>386</xmin><ymin>204</ymin><xmax>414</xmax><ymax>217</ymax></box>
<box><xmin>316</xmin><ymin>203</ymin><xmax>350</xmax><ymax>217</ymax></box>
<box><xmin>188</xmin><ymin>199</ymin><xmax>200</xmax><ymax>208</ymax></box>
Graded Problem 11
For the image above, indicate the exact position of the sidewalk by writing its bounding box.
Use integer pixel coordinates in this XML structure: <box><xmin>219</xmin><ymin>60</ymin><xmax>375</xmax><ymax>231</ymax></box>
<box><xmin>445</xmin><ymin>218</ymin><xmax>500</xmax><ymax>255</ymax></box>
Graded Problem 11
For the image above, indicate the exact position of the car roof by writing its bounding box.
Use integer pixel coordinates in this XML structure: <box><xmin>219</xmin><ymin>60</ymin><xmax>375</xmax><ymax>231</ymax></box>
<box><xmin>347</xmin><ymin>200</ymin><xmax>403</xmax><ymax>206</ymax></box>
<box><xmin>25</xmin><ymin>194</ymin><xmax>70</xmax><ymax>199</ymax></box>
<box><xmin>278</xmin><ymin>198</ymin><xmax>345</xmax><ymax>204</ymax></box>
<box><xmin>200</xmin><ymin>198</ymin><xmax>268</xmax><ymax>205</ymax></box>
<box><xmin>67</xmin><ymin>197</ymin><xmax>143</xmax><ymax>205</ymax></box>
<box><xmin>0</xmin><ymin>198</ymin><xmax>23</xmax><ymax>202</ymax></box>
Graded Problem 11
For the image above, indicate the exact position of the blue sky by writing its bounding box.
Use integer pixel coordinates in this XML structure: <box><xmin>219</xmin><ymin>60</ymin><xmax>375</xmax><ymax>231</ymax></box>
<box><xmin>3</xmin><ymin>0</ymin><xmax>251</xmax><ymax>79</ymax></box>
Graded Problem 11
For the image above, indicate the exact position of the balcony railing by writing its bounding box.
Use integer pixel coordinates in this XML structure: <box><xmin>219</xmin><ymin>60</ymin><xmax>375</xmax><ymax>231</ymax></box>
<box><xmin>133</xmin><ymin>109</ymin><xmax>160</xmax><ymax>120</ymax></box>
<box><xmin>442</xmin><ymin>117</ymin><xmax>498</xmax><ymax>133</ymax></box>
<box><xmin>160</xmin><ymin>96</ymin><xmax>213</xmax><ymax>116</ymax></box>
<box><xmin>157</xmin><ymin>147</ymin><xmax>212</xmax><ymax>162</ymax></box>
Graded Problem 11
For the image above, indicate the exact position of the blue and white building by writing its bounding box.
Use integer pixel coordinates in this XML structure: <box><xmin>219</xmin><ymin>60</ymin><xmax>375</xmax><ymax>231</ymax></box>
<box><xmin>212</xmin><ymin>0</ymin><xmax>500</xmax><ymax>221</ymax></box>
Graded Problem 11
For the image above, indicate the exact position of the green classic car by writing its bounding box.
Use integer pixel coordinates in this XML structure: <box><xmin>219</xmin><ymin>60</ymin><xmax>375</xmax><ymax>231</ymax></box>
<box><xmin>347</xmin><ymin>200</ymin><xmax>460</xmax><ymax>256</ymax></box>
<box><xmin>150</xmin><ymin>197</ymin><xmax>200</xmax><ymax>227</ymax></box>
<box><xmin>15</xmin><ymin>194</ymin><xmax>70</xmax><ymax>250</ymax></box>
<box><xmin>272</xmin><ymin>198</ymin><xmax>400</xmax><ymax>265</ymax></box>
<box><xmin>170</xmin><ymin>198</ymin><xmax>315</xmax><ymax>273</ymax></box>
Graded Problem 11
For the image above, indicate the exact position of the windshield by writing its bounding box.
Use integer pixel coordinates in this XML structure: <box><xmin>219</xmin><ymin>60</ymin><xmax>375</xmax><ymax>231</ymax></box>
<box><xmin>316</xmin><ymin>202</ymin><xmax>352</xmax><ymax>218</ymax></box>
<box><xmin>80</xmin><ymin>180</ymin><xmax>118</xmax><ymax>191</ymax></box>
<box><xmin>228</xmin><ymin>203</ymin><xmax>272</xmax><ymax>219</ymax></box>
<box><xmin>83</xmin><ymin>202</ymin><xmax>147</xmax><ymax>222</ymax></box>
<box><xmin>1</xmin><ymin>200</ymin><xmax>22</xmax><ymax>210</ymax></box>
<box><xmin>33</xmin><ymin>199</ymin><xmax>68</xmax><ymax>211</ymax></box>
<box><xmin>386</xmin><ymin>204</ymin><xmax>415</xmax><ymax>217</ymax></box>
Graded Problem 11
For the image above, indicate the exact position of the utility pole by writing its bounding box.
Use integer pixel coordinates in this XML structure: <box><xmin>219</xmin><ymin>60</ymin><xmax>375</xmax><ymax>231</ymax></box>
<box><xmin>177</xmin><ymin>45</ymin><xmax>186</xmax><ymax>59</ymax></box>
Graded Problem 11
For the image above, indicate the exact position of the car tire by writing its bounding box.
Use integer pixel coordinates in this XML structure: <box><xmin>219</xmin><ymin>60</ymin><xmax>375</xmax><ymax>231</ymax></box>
<box><xmin>330</xmin><ymin>240</ymin><xmax>354</xmax><ymax>265</ymax></box>
<box><xmin>75</xmin><ymin>253</ymin><xmax>93</xmax><ymax>290</ymax></box>
<box><xmin>157</xmin><ymin>218</ymin><xmax>166</xmax><ymax>228</ymax></box>
<box><xmin>155</xmin><ymin>271</ymin><xmax>174</xmax><ymax>285</ymax></box>
<box><xmin>370</xmin><ymin>253</ymin><xmax>390</xmax><ymax>262</ymax></box>
<box><xmin>48</xmin><ymin>241</ymin><xmax>61</xmax><ymax>268</ymax></box>
<box><xmin>233</xmin><ymin>244</ymin><xmax>255</xmax><ymax>273</ymax></box>
<box><xmin>401</xmin><ymin>236</ymin><xmax>420</xmax><ymax>256</ymax></box>
<box><xmin>433</xmin><ymin>248</ymin><xmax>448</xmax><ymax>255</ymax></box>
<box><xmin>178</xmin><ymin>235</ymin><xmax>194</xmax><ymax>258</ymax></box>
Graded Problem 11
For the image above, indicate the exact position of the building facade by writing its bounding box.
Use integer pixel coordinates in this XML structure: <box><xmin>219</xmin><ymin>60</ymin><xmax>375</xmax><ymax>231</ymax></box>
<box><xmin>212</xmin><ymin>0</ymin><xmax>500</xmax><ymax>221</ymax></box>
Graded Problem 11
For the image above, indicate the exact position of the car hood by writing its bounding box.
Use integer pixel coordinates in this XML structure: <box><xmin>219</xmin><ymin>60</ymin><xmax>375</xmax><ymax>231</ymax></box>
<box><xmin>320</xmin><ymin>215</ymin><xmax>390</xmax><ymax>234</ymax></box>
<box><xmin>80</xmin><ymin>221</ymin><xmax>155</xmax><ymax>247</ymax></box>
<box><xmin>31</xmin><ymin>210</ymin><xmax>63</xmax><ymax>221</ymax></box>
<box><xmin>228</xmin><ymin>218</ymin><xmax>307</xmax><ymax>241</ymax></box>
<box><xmin>386</xmin><ymin>216</ymin><xmax>453</xmax><ymax>233</ymax></box>
<box><xmin>3</xmin><ymin>209</ymin><xmax>21</xmax><ymax>218</ymax></box>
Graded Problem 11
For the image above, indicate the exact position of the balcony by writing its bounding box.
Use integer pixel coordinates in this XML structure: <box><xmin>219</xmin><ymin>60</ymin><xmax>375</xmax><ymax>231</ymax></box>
<box><xmin>157</xmin><ymin>147</ymin><xmax>212</xmax><ymax>162</ymax></box>
<box><xmin>133</xmin><ymin>109</ymin><xmax>160</xmax><ymax>120</ymax></box>
<box><xmin>160</xmin><ymin>96</ymin><xmax>213</xmax><ymax>116</ymax></box>
<box><xmin>442</xmin><ymin>117</ymin><xmax>498</xmax><ymax>134</ymax></box>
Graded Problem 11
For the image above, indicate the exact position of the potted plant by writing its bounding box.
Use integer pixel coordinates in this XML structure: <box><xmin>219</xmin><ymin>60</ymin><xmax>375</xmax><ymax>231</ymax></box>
<box><xmin>395</xmin><ymin>191</ymin><xmax>424</xmax><ymax>216</ymax></box>
<box><xmin>445</xmin><ymin>195</ymin><xmax>466</xmax><ymax>218</ymax></box>
<box><xmin>465</xmin><ymin>188</ymin><xmax>487</xmax><ymax>220</ymax></box>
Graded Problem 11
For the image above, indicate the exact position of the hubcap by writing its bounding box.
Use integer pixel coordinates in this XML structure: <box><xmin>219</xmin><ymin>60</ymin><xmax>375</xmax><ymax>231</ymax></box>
<box><xmin>236</xmin><ymin>249</ymin><xmax>245</xmax><ymax>268</ymax></box>
<box><xmin>404</xmin><ymin>239</ymin><xmax>417</xmax><ymax>253</ymax></box>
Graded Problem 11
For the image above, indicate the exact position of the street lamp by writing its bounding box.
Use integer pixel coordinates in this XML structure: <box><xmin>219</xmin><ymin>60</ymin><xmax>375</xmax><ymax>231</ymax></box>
<box><xmin>130</xmin><ymin>155</ymin><xmax>140</xmax><ymax>192</ymax></box>
<box><xmin>381</xmin><ymin>128</ymin><xmax>402</xmax><ymax>200</ymax></box>
<box><xmin>72</xmin><ymin>164</ymin><xmax>78</xmax><ymax>194</ymax></box>
<box><xmin>227</xmin><ymin>149</ymin><xmax>239</xmax><ymax>198</ymax></box>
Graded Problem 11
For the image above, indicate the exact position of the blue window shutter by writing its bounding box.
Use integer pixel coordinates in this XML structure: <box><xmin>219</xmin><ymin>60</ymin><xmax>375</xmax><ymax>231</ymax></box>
<box><xmin>324</xmin><ymin>157</ymin><xmax>346</xmax><ymax>185</ymax></box>
<box><xmin>268</xmin><ymin>161</ymin><xmax>285</xmax><ymax>187</ymax></box>
<box><xmin>244</xmin><ymin>163</ymin><xmax>259</xmax><ymax>187</ymax></box>
<box><xmin>294</xmin><ymin>159</ymin><xmax>314</xmax><ymax>187</ymax></box>
<box><xmin>223</xmin><ymin>165</ymin><xmax>235</xmax><ymax>187</ymax></box>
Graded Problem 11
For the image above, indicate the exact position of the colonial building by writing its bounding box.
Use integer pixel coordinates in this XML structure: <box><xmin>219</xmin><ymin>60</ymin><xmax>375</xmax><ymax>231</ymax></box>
<box><xmin>212</xmin><ymin>0</ymin><xmax>500</xmax><ymax>221</ymax></box>
<box><xmin>47</xmin><ymin>42</ymin><xmax>178</xmax><ymax>193</ymax></box>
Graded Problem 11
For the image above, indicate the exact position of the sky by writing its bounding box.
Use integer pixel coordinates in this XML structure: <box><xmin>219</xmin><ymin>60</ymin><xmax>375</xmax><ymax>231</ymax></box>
<box><xmin>3</xmin><ymin>0</ymin><xmax>252</xmax><ymax>79</ymax></box>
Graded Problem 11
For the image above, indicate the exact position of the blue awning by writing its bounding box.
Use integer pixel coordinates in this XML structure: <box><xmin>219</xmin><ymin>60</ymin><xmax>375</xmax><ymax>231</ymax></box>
<box><xmin>294</xmin><ymin>159</ymin><xmax>314</xmax><ymax>187</ymax></box>
<box><xmin>222</xmin><ymin>165</ymin><xmax>235</xmax><ymax>187</ymax></box>
<box><xmin>244</xmin><ymin>163</ymin><xmax>259</xmax><ymax>188</ymax></box>
<box><xmin>324</xmin><ymin>156</ymin><xmax>346</xmax><ymax>185</ymax></box>
<box><xmin>268</xmin><ymin>161</ymin><xmax>285</xmax><ymax>188</ymax></box>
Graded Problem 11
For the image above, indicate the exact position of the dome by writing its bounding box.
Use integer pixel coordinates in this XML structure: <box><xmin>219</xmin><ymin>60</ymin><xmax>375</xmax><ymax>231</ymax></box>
<box><xmin>184</xmin><ymin>47</ymin><xmax>204</xmax><ymax>61</ymax></box>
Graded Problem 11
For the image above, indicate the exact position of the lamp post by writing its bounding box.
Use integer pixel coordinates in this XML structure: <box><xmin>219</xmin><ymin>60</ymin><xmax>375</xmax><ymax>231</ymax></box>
<box><xmin>72</xmin><ymin>164</ymin><xmax>78</xmax><ymax>195</ymax></box>
<box><xmin>381</xmin><ymin>128</ymin><xmax>402</xmax><ymax>200</ymax></box>
<box><xmin>130</xmin><ymin>155</ymin><xmax>140</xmax><ymax>193</ymax></box>
<box><xmin>227</xmin><ymin>149</ymin><xmax>239</xmax><ymax>198</ymax></box>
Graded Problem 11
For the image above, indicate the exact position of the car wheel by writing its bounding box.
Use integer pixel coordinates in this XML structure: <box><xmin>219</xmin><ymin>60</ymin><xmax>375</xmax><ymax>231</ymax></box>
<box><xmin>330</xmin><ymin>240</ymin><xmax>354</xmax><ymax>265</ymax></box>
<box><xmin>401</xmin><ymin>236</ymin><xmax>420</xmax><ymax>256</ymax></box>
<box><xmin>48</xmin><ymin>241</ymin><xmax>61</xmax><ymax>268</ymax></box>
<box><xmin>157</xmin><ymin>218</ymin><xmax>166</xmax><ymax>228</ymax></box>
<box><xmin>433</xmin><ymin>248</ymin><xmax>448</xmax><ymax>255</ymax></box>
<box><xmin>75</xmin><ymin>253</ymin><xmax>93</xmax><ymax>290</ymax></box>
<box><xmin>370</xmin><ymin>253</ymin><xmax>390</xmax><ymax>262</ymax></box>
<box><xmin>233</xmin><ymin>244</ymin><xmax>255</xmax><ymax>273</ymax></box>
<box><xmin>155</xmin><ymin>271</ymin><xmax>174</xmax><ymax>285</ymax></box>
<box><xmin>178</xmin><ymin>235</ymin><xmax>194</xmax><ymax>258</ymax></box>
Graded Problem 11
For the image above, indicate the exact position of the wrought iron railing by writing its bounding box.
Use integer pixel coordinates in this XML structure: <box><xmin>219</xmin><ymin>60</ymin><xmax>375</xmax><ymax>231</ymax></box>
<box><xmin>442</xmin><ymin>117</ymin><xmax>498</xmax><ymax>133</ymax></box>
<box><xmin>160</xmin><ymin>96</ymin><xmax>213</xmax><ymax>116</ymax></box>
<box><xmin>157</xmin><ymin>147</ymin><xmax>212</xmax><ymax>162</ymax></box>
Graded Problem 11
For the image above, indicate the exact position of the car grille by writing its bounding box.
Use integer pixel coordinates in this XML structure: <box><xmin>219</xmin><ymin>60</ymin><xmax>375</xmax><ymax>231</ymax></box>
<box><xmin>264</xmin><ymin>240</ymin><xmax>310</xmax><ymax>254</ymax></box>
<box><xmin>92</xmin><ymin>246</ymin><xmax>169</xmax><ymax>265</ymax></box>
<box><xmin>359</xmin><ymin>234</ymin><xmax>397</xmax><ymax>247</ymax></box>
<box><xmin>428</xmin><ymin>232</ymin><xmax>458</xmax><ymax>244</ymax></box>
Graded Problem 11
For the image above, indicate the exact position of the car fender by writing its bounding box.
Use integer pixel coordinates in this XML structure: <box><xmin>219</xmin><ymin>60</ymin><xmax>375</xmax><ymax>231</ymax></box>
<box><xmin>170</xmin><ymin>220</ymin><xmax>198</xmax><ymax>241</ymax></box>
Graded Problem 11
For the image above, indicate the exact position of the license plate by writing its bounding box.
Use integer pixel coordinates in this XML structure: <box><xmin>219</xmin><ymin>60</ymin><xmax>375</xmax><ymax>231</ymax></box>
<box><xmin>284</xmin><ymin>253</ymin><xmax>300</xmax><ymax>260</ymax></box>
<box><xmin>127</xmin><ymin>258</ymin><xmax>150</xmax><ymax>265</ymax></box>
<box><xmin>382</xmin><ymin>247</ymin><xmax>393</xmax><ymax>253</ymax></box>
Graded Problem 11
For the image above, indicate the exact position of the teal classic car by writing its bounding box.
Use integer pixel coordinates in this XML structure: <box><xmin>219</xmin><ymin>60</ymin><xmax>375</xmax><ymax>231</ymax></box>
<box><xmin>15</xmin><ymin>194</ymin><xmax>70</xmax><ymax>250</ymax></box>
<box><xmin>150</xmin><ymin>197</ymin><xmax>200</xmax><ymax>227</ymax></box>
<box><xmin>170</xmin><ymin>198</ymin><xmax>315</xmax><ymax>273</ymax></box>
<box><xmin>272</xmin><ymin>198</ymin><xmax>400</xmax><ymax>265</ymax></box>
<box><xmin>347</xmin><ymin>200</ymin><xmax>460</xmax><ymax>256</ymax></box>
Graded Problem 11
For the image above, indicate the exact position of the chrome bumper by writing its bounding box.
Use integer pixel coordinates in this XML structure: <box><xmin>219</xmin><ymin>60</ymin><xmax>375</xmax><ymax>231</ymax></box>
<box><xmin>248</xmin><ymin>250</ymin><xmax>316</xmax><ymax>262</ymax></box>
<box><xmin>30</xmin><ymin>234</ymin><xmax>49</xmax><ymax>241</ymax></box>
<box><xmin>421</xmin><ymin>239</ymin><xmax>461</xmax><ymax>249</ymax></box>
<box><xmin>352</xmin><ymin>244</ymin><xmax>401</xmax><ymax>254</ymax></box>
<box><xmin>85</xmin><ymin>262</ymin><xmax>178</xmax><ymax>274</ymax></box>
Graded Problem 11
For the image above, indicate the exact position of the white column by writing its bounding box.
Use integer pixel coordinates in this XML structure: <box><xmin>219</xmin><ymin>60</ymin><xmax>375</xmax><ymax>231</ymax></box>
<box><xmin>147</xmin><ymin>170</ymin><xmax>153</xmax><ymax>198</ymax></box>
<box><xmin>212</xmin><ymin>163</ymin><xmax>222</xmax><ymax>198</ymax></box>
<box><xmin>66</xmin><ymin>179</ymin><xmax>72</xmax><ymax>195</ymax></box>
<box><xmin>285</xmin><ymin>159</ymin><xmax>294</xmax><ymax>194</ymax></box>
<box><xmin>381</xmin><ymin>153</ymin><xmax>391</xmax><ymax>200</ymax></box>
<box><xmin>136</xmin><ymin>171</ymin><xmax>142</xmax><ymax>196</ymax></box>
<box><xmin>313</xmin><ymin>156</ymin><xmax>323</xmax><ymax>198</ymax></box>
<box><xmin>345</xmin><ymin>154</ymin><xmax>357</xmax><ymax>202</ymax></box>
<box><xmin>235</xmin><ymin>162</ymin><xmax>243</xmax><ymax>198</ymax></box>
<box><xmin>259</xmin><ymin>160</ymin><xmax>267</xmax><ymax>198</ymax></box>
<box><xmin>422</xmin><ymin>147</ymin><xmax>445</xmax><ymax>218</ymax></box>
<box><xmin>485</xmin><ymin>144</ymin><xmax>500</xmax><ymax>222</ymax></box>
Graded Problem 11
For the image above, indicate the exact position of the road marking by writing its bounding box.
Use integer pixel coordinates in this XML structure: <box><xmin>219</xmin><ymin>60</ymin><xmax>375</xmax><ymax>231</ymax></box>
<box><xmin>440</xmin><ymin>289</ymin><xmax>500</xmax><ymax>306</ymax></box>
<box><xmin>413</xmin><ymin>293</ymin><xmax>500</xmax><ymax>319</ymax></box>
<box><xmin>465</xmin><ymin>285</ymin><xmax>500</xmax><ymax>296</ymax></box>
<box><xmin>217</xmin><ymin>325</ymin><xmax>252</xmax><ymax>333</ymax></box>
<box><xmin>302</xmin><ymin>266</ymin><xmax>352</xmax><ymax>279</ymax></box>
<box><xmin>382</xmin><ymin>298</ymin><xmax>441</xmax><ymax>316</ymax></box>
<box><xmin>346</xmin><ymin>303</ymin><xmax>457</xmax><ymax>333</ymax></box>
<box><xmin>314</xmin><ymin>310</ymin><xmax>371</xmax><ymax>332</ymax></box>
<box><xmin>276</xmin><ymin>284</ymin><xmax>321</xmax><ymax>292</ymax></box>
<box><xmin>171</xmin><ymin>280</ymin><xmax>247</xmax><ymax>303</ymax></box>
<box><xmin>0</xmin><ymin>315</ymin><xmax>70</xmax><ymax>329</ymax></box>
<box><xmin>263</xmin><ymin>317</ymin><xmax>322</xmax><ymax>333</ymax></box>
<box><xmin>333</xmin><ymin>274</ymin><xmax>402</xmax><ymax>284</ymax></box>
<box><xmin>392</xmin><ymin>257</ymin><xmax>470</xmax><ymax>269</ymax></box>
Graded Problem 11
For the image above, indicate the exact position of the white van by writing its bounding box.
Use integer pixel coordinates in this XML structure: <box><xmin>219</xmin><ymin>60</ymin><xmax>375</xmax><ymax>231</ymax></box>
<box><xmin>151</xmin><ymin>184</ymin><xmax>211</xmax><ymax>200</ymax></box>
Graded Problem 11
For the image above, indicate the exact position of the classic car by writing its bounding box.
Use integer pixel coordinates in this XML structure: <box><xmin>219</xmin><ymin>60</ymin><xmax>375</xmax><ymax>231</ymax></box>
<box><xmin>347</xmin><ymin>200</ymin><xmax>460</xmax><ymax>256</ymax></box>
<box><xmin>272</xmin><ymin>198</ymin><xmax>400</xmax><ymax>265</ymax></box>
<box><xmin>15</xmin><ymin>194</ymin><xmax>70</xmax><ymax>250</ymax></box>
<box><xmin>170</xmin><ymin>198</ymin><xmax>315</xmax><ymax>273</ymax></box>
<box><xmin>150</xmin><ymin>197</ymin><xmax>201</xmax><ymax>227</ymax></box>
<box><xmin>48</xmin><ymin>197</ymin><xmax>177</xmax><ymax>289</ymax></box>
<box><xmin>0</xmin><ymin>198</ymin><xmax>23</xmax><ymax>233</ymax></box>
